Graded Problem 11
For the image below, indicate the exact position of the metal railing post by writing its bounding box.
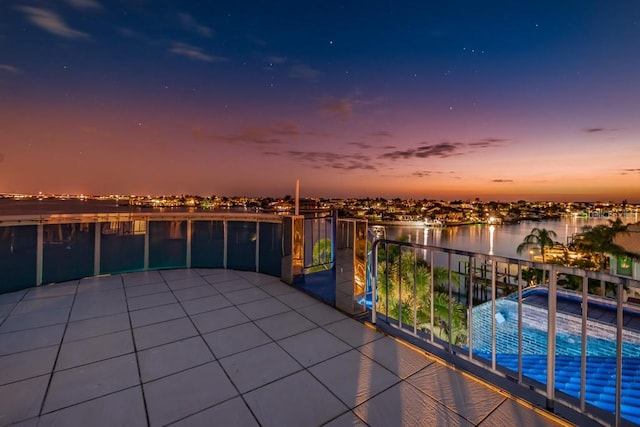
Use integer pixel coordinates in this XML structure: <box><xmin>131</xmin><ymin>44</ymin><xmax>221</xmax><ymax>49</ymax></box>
<box><xmin>413</xmin><ymin>247</ymin><xmax>418</xmax><ymax>335</ymax></box>
<box><xmin>94</xmin><ymin>222</ymin><xmax>101</xmax><ymax>276</ymax></box>
<box><xmin>616</xmin><ymin>282</ymin><xmax>623</xmax><ymax>427</ymax></box>
<box><xmin>398</xmin><ymin>245</ymin><xmax>402</xmax><ymax>328</ymax></box>
<box><xmin>517</xmin><ymin>261</ymin><xmax>523</xmax><ymax>384</ymax></box>
<box><xmin>255</xmin><ymin>221</ymin><xmax>260</xmax><ymax>272</ymax></box>
<box><xmin>448</xmin><ymin>252</ymin><xmax>453</xmax><ymax>352</ymax></box>
<box><xmin>468</xmin><ymin>255</ymin><xmax>474</xmax><ymax>359</ymax></box>
<box><xmin>36</xmin><ymin>223</ymin><xmax>43</xmax><ymax>286</ymax></box>
<box><xmin>223</xmin><ymin>219</ymin><xmax>228</xmax><ymax>269</ymax></box>
<box><xmin>430</xmin><ymin>250</ymin><xmax>434</xmax><ymax>343</ymax></box>
<box><xmin>385</xmin><ymin>243</ymin><xmax>389</xmax><ymax>321</ymax></box>
<box><xmin>143</xmin><ymin>219</ymin><xmax>150</xmax><ymax>270</ymax></box>
<box><xmin>580</xmin><ymin>275</ymin><xmax>588</xmax><ymax>412</ymax></box>
<box><xmin>546</xmin><ymin>265</ymin><xmax>557</xmax><ymax>412</ymax></box>
<box><xmin>491</xmin><ymin>260</ymin><xmax>496</xmax><ymax>371</ymax></box>
<box><xmin>371</xmin><ymin>241</ymin><xmax>378</xmax><ymax>325</ymax></box>
<box><xmin>186</xmin><ymin>219</ymin><xmax>192</xmax><ymax>268</ymax></box>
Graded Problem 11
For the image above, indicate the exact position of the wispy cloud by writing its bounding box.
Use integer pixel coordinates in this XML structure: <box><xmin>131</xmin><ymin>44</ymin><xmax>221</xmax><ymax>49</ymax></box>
<box><xmin>64</xmin><ymin>0</ymin><xmax>102</xmax><ymax>10</ymax></box>
<box><xmin>381</xmin><ymin>142</ymin><xmax>460</xmax><ymax>160</ymax></box>
<box><xmin>584</xmin><ymin>127</ymin><xmax>616</xmax><ymax>133</ymax></box>
<box><xmin>371</xmin><ymin>130</ymin><xmax>392</xmax><ymax>138</ymax></box>
<box><xmin>492</xmin><ymin>179</ymin><xmax>513</xmax><ymax>183</ymax></box>
<box><xmin>17</xmin><ymin>6</ymin><xmax>90</xmax><ymax>39</ymax></box>
<box><xmin>179</xmin><ymin>13</ymin><xmax>213</xmax><ymax>37</ymax></box>
<box><xmin>348</xmin><ymin>142</ymin><xmax>373</xmax><ymax>149</ymax></box>
<box><xmin>317</xmin><ymin>97</ymin><xmax>352</xmax><ymax>121</ymax></box>
<box><xmin>380</xmin><ymin>138</ymin><xmax>504</xmax><ymax>160</ymax></box>
<box><xmin>282</xmin><ymin>151</ymin><xmax>376</xmax><ymax>171</ymax></box>
<box><xmin>413</xmin><ymin>171</ymin><xmax>436</xmax><ymax>178</ymax></box>
<box><xmin>0</xmin><ymin>64</ymin><xmax>19</xmax><ymax>74</ymax></box>
<box><xmin>289</xmin><ymin>64</ymin><xmax>322</xmax><ymax>82</ymax></box>
<box><xmin>317</xmin><ymin>92</ymin><xmax>385</xmax><ymax>122</ymax></box>
<box><xmin>620</xmin><ymin>168</ymin><xmax>640</xmax><ymax>175</ymax></box>
<box><xmin>191</xmin><ymin>121</ymin><xmax>324</xmax><ymax>146</ymax></box>
<box><xmin>170</xmin><ymin>42</ymin><xmax>226</xmax><ymax>62</ymax></box>
<box><xmin>469</xmin><ymin>138</ymin><xmax>508</xmax><ymax>148</ymax></box>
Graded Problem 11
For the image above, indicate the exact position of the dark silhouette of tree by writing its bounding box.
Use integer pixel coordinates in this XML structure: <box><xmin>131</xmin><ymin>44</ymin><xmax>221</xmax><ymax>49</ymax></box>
<box><xmin>516</xmin><ymin>228</ymin><xmax>558</xmax><ymax>262</ymax></box>
<box><xmin>573</xmin><ymin>219</ymin><xmax>627</xmax><ymax>270</ymax></box>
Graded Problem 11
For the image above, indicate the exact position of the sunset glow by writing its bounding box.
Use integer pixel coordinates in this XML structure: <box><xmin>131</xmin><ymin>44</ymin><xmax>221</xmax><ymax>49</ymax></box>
<box><xmin>1</xmin><ymin>2</ymin><xmax>639</xmax><ymax>201</ymax></box>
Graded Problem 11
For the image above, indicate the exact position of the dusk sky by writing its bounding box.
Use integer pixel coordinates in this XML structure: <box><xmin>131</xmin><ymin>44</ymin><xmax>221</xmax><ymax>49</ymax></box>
<box><xmin>1</xmin><ymin>1</ymin><xmax>639</xmax><ymax>201</ymax></box>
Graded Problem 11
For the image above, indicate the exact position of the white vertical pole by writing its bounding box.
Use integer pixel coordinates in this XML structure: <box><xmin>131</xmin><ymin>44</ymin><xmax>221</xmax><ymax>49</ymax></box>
<box><xmin>295</xmin><ymin>179</ymin><xmax>299</xmax><ymax>216</ymax></box>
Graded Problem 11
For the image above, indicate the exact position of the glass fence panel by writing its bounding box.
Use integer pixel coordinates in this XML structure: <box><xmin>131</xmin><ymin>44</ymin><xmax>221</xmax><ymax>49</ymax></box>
<box><xmin>227</xmin><ymin>221</ymin><xmax>256</xmax><ymax>271</ymax></box>
<box><xmin>0</xmin><ymin>225</ymin><xmax>37</xmax><ymax>292</ymax></box>
<box><xmin>304</xmin><ymin>217</ymin><xmax>332</xmax><ymax>271</ymax></box>
<box><xmin>149</xmin><ymin>220</ymin><xmax>187</xmax><ymax>269</ymax></box>
<box><xmin>100</xmin><ymin>221</ymin><xmax>145</xmax><ymax>274</ymax></box>
<box><xmin>191</xmin><ymin>220</ymin><xmax>224</xmax><ymax>268</ymax></box>
<box><xmin>43</xmin><ymin>223</ymin><xmax>95</xmax><ymax>283</ymax></box>
<box><xmin>258</xmin><ymin>222</ymin><xmax>282</xmax><ymax>276</ymax></box>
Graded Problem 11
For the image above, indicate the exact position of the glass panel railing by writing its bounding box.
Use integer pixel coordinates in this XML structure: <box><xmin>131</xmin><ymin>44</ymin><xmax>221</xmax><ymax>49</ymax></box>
<box><xmin>227</xmin><ymin>221</ymin><xmax>256</xmax><ymax>271</ymax></box>
<box><xmin>191</xmin><ymin>220</ymin><xmax>224</xmax><ymax>268</ymax></box>
<box><xmin>0</xmin><ymin>213</ymin><xmax>287</xmax><ymax>294</ymax></box>
<box><xmin>0</xmin><ymin>224</ymin><xmax>37</xmax><ymax>292</ymax></box>
<box><xmin>258</xmin><ymin>221</ymin><xmax>282</xmax><ymax>276</ymax></box>
<box><xmin>100</xmin><ymin>221</ymin><xmax>145</xmax><ymax>274</ymax></box>
<box><xmin>43</xmin><ymin>223</ymin><xmax>95</xmax><ymax>283</ymax></box>
<box><xmin>304</xmin><ymin>217</ymin><xmax>333</xmax><ymax>273</ymax></box>
<box><xmin>149</xmin><ymin>220</ymin><xmax>187</xmax><ymax>269</ymax></box>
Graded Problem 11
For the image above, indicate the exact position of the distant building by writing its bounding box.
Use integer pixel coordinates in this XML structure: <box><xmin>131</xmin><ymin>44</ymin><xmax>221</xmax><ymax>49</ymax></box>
<box><xmin>610</xmin><ymin>223</ymin><xmax>640</xmax><ymax>302</ymax></box>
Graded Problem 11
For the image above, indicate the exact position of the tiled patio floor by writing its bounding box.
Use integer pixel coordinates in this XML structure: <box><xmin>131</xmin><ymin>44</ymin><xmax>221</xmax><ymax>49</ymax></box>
<box><xmin>0</xmin><ymin>269</ymin><xmax>568</xmax><ymax>426</ymax></box>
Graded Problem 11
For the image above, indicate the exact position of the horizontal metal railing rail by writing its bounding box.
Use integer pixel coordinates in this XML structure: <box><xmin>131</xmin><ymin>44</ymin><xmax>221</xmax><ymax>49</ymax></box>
<box><xmin>370</xmin><ymin>238</ymin><xmax>640</xmax><ymax>427</ymax></box>
<box><xmin>0</xmin><ymin>212</ymin><xmax>284</xmax><ymax>226</ymax></box>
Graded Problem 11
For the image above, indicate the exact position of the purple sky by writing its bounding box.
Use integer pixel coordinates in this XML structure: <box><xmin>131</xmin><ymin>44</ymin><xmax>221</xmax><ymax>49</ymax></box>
<box><xmin>1</xmin><ymin>1</ymin><xmax>639</xmax><ymax>201</ymax></box>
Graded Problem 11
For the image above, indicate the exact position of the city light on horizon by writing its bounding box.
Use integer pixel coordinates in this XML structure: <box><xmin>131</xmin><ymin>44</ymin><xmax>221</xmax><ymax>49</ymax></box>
<box><xmin>1</xmin><ymin>2</ymin><xmax>639</xmax><ymax>202</ymax></box>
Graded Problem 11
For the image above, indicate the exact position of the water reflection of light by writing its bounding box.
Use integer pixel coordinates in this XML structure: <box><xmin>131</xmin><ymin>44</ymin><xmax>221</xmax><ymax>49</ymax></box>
<box><xmin>489</xmin><ymin>225</ymin><xmax>495</xmax><ymax>255</ymax></box>
<box><xmin>423</xmin><ymin>226</ymin><xmax>428</xmax><ymax>259</ymax></box>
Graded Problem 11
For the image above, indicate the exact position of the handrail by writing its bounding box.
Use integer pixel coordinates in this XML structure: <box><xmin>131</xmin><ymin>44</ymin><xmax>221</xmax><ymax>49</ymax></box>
<box><xmin>0</xmin><ymin>211</ymin><xmax>284</xmax><ymax>226</ymax></box>
<box><xmin>368</xmin><ymin>236</ymin><xmax>640</xmax><ymax>426</ymax></box>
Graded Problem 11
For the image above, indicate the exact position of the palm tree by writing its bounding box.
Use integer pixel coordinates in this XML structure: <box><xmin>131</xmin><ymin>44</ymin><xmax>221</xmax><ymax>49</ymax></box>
<box><xmin>417</xmin><ymin>292</ymin><xmax>467</xmax><ymax>346</ymax></box>
<box><xmin>312</xmin><ymin>238</ymin><xmax>332</xmax><ymax>266</ymax></box>
<box><xmin>573</xmin><ymin>219</ymin><xmax>628</xmax><ymax>271</ymax></box>
<box><xmin>516</xmin><ymin>227</ymin><xmax>558</xmax><ymax>262</ymax></box>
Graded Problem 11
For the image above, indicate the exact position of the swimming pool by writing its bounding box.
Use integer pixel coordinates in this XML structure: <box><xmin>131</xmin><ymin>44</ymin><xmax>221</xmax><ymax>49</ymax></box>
<box><xmin>472</xmin><ymin>298</ymin><xmax>640</xmax><ymax>357</ymax></box>
<box><xmin>472</xmin><ymin>297</ymin><xmax>640</xmax><ymax>424</ymax></box>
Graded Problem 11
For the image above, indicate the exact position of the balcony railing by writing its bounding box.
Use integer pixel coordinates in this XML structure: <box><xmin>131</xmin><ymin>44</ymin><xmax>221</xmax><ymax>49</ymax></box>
<box><xmin>0</xmin><ymin>212</ymin><xmax>284</xmax><ymax>293</ymax></box>
<box><xmin>369</xmin><ymin>238</ymin><xmax>640</xmax><ymax>426</ymax></box>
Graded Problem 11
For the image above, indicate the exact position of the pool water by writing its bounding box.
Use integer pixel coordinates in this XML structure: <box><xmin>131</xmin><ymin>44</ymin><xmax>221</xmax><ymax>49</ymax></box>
<box><xmin>472</xmin><ymin>298</ymin><xmax>640</xmax><ymax>424</ymax></box>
